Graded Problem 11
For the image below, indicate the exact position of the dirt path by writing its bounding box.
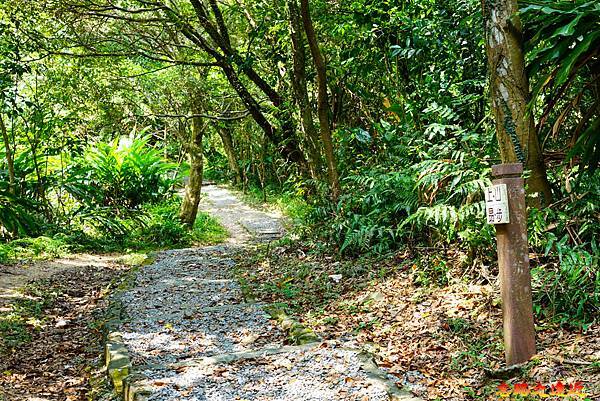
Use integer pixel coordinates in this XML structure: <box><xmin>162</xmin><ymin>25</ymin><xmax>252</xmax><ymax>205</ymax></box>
<box><xmin>0</xmin><ymin>256</ymin><xmax>127</xmax><ymax>401</ymax></box>
<box><xmin>198</xmin><ymin>184</ymin><xmax>285</xmax><ymax>243</ymax></box>
<box><xmin>110</xmin><ymin>185</ymin><xmax>418</xmax><ymax>401</ymax></box>
<box><xmin>0</xmin><ymin>254</ymin><xmax>120</xmax><ymax>311</ymax></box>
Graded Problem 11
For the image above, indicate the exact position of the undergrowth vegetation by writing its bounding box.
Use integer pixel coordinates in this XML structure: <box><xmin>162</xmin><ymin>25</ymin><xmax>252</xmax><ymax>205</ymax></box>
<box><xmin>0</xmin><ymin>197</ymin><xmax>227</xmax><ymax>263</ymax></box>
<box><xmin>0</xmin><ymin>134</ymin><xmax>227</xmax><ymax>262</ymax></box>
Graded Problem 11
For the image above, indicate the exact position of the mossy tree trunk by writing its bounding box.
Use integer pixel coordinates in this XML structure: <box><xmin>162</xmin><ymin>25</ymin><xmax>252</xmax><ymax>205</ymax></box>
<box><xmin>482</xmin><ymin>0</ymin><xmax>552</xmax><ymax>206</ymax></box>
<box><xmin>179</xmin><ymin>99</ymin><xmax>204</xmax><ymax>227</ymax></box>
<box><xmin>287</xmin><ymin>0</ymin><xmax>321</xmax><ymax>180</ymax></box>
<box><xmin>299</xmin><ymin>0</ymin><xmax>341</xmax><ymax>200</ymax></box>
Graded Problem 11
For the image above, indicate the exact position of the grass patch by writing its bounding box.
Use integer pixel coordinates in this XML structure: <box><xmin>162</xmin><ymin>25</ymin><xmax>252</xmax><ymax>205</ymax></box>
<box><xmin>0</xmin><ymin>198</ymin><xmax>228</xmax><ymax>263</ymax></box>
<box><xmin>236</xmin><ymin>184</ymin><xmax>312</xmax><ymax>224</ymax></box>
<box><xmin>114</xmin><ymin>252</ymin><xmax>151</xmax><ymax>267</ymax></box>
<box><xmin>191</xmin><ymin>212</ymin><xmax>228</xmax><ymax>244</ymax></box>
<box><xmin>0</xmin><ymin>236</ymin><xmax>71</xmax><ymax>264</ymax></box>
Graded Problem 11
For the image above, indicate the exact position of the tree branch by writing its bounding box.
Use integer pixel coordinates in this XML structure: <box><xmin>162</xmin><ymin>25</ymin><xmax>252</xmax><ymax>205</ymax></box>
<box><xmin>142</xmin><ymin>111</ymin><xmax>250</xmax><ymax>121</ymax></box>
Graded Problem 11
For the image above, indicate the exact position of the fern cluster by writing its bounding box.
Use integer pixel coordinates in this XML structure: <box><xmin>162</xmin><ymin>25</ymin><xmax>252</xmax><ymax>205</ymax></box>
<box><xmin>308</xmin><ymin>104</ymin><xmax>496</xmax><ymax>257</ymax></box>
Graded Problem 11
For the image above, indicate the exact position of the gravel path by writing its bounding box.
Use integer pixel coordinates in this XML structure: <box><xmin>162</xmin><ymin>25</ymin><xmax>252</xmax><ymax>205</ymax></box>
<box><xmin>114</xmin><ymin>185</ymin><xmax>418</xmax><ymax>401</ymax></box>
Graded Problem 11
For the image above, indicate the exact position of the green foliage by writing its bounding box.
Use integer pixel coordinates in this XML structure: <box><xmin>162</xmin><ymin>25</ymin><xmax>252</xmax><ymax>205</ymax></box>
<box><xmin>134</xmin><ymin>200</ymin><xmax>191</xmax><ymax>248</ymax></box>
<box><xmin>0</xmin><ymin>188</ymin><xmax>37</xmax><ymax>238</ymax></box>
<box><xmin>522</xmin><ymin>0</ymin><xmax>600</xmax><ymax>172</ymax></box>
<box><xmin>0</xmin><ymin>236</ymin><xmax>70</xmax><ymax>263</ymax></box>
<box><xmin>310</xmin><ymin>113</ymin><xmax>495</xmax><ymax>257</ymax></box>
<box><xmin>411</xmin><ymin>257</ymin><xmax>451</xmax><ymax>287</ymax></box>
<box><xmin>0</xmin><ymin>198</ymin><xmax>227</xmax><ymax>262</ymax></box>
<box><xmin>529</xmin><ymin>171</ymin><xmax>600</xmax><ymax>327</ymax></box>
<box><xmin>75</xmin><ymin>135</ymin><xmax>177</xmax><ymax>209</ymax></box>
<box><xmin>240</xmin><ymin>183</ymin><xmax>312</xmax><ymax>225</ymax></box>
<box><xmin>191</xmin><ymin>211</ymin><xmax>229</xmax><ymax>245</ymax></box>
<box><xmin>532</xmin><ymin>242</ymin><xmax>599</xmax><ymax>328</ymax></box>
<box><xmin>131</xmin><ymin>198</ymin><xmax>226</xmax><ymax>249</ymax></box>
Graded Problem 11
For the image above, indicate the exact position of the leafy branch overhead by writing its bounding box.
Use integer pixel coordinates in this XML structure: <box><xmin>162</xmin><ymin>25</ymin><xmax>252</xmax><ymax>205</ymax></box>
<box><xmin>522</xmin><ymin>0</ymin><xmax>600</xmax><ymax>171</ymax></box>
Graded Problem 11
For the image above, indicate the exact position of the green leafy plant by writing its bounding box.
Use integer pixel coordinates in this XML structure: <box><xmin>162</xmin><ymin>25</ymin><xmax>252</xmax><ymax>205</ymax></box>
<box><xmin>0</xmin><ymin>188</ymin><xmax>36</xmax><ymax>238</ymax></box>
<box><xmin>74</xmin><ymin>135</ymin><xmax>177</xmax><ymax>209</ymax></box>
<box><xmin>522</xmin><ymin>0</ymin><xmax>600</xmax><ymax>172</ymax></box>
<box><xmin>529</xmin><ymin>171</ymin><xmax>600</xmax><ymax>327</ymax></box>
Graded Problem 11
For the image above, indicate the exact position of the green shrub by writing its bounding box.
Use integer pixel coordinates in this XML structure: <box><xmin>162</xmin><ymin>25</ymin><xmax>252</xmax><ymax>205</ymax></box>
<box><xmin>191</xmin><ymin>211</ymin><xmax>228</xmax><ymax>244</ymax></box>
<box><xmin>0</xmin><ymin>235</ymin><xmax>70</xmax><ymax>263</ymax></box>
<box><xmin>127</xmin><ymin>198</ymin><xmax>227</xmax><ymax>250</ymax></box>
<box><xmin>529</xmin><ymin>171</ymin><xmax>600</xmax><ymax>327</ymax></box>
<box><xmin>532</xmin><ymin>242</ymin><xmax>599</xmax><ymax>328</ymax></box>
<box><xmin>308</xmin><ymin>116</ymin><xmax>495</xmax><ymax>257</ymax></box>
<box><xmin>134</xmin><ymin>200</ymin><xmax>191</xmax><ymax>248</ymax></box>
<box><xmin>0</xmin><ymin>188</ymin><xmax>37</xmax><ymax>239</ymax></box>
<box><xmin>72</xmin><ymin>134</ymin><xmax>178</xmax><ymax>209</ymax></box>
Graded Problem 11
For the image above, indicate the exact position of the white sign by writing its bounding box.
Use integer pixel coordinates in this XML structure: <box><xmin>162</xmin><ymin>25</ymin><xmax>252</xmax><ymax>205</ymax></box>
<box><xmin>485</xmin><ymin>184</ymin><xmax>510</xmax><ymax>224</ymax></box>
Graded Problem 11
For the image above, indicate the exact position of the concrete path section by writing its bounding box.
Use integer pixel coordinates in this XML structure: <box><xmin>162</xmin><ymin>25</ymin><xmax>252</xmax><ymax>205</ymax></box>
<box><xmin>109</xmin><ymin>185</ymin><xmax>419</xmax><ymax>401</ymax></box>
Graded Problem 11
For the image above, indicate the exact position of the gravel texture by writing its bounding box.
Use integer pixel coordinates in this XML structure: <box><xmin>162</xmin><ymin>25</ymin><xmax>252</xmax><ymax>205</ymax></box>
<box><xmin>137</xmin><ymin>343</ymin><xmax>392</xmax><ymax>401</ymax></box>
<box><xmin>114</xmin><ymin>185</ymin><xmax>406</xmax><ymax>400</ymax></box>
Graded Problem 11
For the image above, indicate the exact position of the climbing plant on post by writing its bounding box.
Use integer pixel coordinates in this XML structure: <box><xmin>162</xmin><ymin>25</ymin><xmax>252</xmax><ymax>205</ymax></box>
<box><xmin>482</xmin><ymin>0</ymin><xmax>552</xmax><ymax>206</ymax></box>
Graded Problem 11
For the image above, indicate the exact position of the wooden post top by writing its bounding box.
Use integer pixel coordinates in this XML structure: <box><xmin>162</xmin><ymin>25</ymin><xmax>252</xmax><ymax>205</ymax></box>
<box><xmin>492</xmin><ymin>163</ymin><xmax>523</xmax><ymax>178</ymax></box>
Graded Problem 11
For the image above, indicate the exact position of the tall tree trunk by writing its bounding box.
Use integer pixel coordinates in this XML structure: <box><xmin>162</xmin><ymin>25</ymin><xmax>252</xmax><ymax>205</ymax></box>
<box><xmin>179</xmin><ymin>99</ymin><xmax>204</xmax><ymax>227</ymax></box>
<box><xmin>482</xmin><ymin>0</ymin><xmax>552</xmax><ymax>206</ymax></box>
<box><xmin>287</xmin><ymin>0</ymin><xmax>321</xmax><ymax>180</ymax></box>
<box><xmin>299</xmin><ymin>0</ymin><xmax>340</xmax><ymax>200</ymax></box>
<box><xmin>217</xmin><ymin>123</ymin><xmax>242</xmax><ymax>185</ymax></box>
<box><xmin>0</xmin><ymin>114</ymin><xmax>15</xmax><ymax>194</ymax></box>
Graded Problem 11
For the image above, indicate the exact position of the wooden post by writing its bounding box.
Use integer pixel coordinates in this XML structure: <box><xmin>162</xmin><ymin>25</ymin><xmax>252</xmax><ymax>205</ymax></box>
<box><xmin>492</xmin><ymin>163</ymin><xmax>536</xmax><ymax>365</ymax></box>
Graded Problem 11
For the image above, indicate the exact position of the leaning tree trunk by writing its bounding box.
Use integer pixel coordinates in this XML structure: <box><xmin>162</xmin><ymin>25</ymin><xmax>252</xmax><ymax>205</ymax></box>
<box><xmin>0</xmin><ymin>114</ymin><xmax>15</xmax><ymax>194</ymax></box>
<box><xmin>288</xmin><ymin>0</ymin><xmax>322</xmax><ymax>180</ymax></box>
<box><xmin>299</xmin><ymin>0</ymin><xmax>340</xmax><ymax>200</ymax></box>
<box><xmin>179</xmin><ymin>101</ymin><xmax>204</xmax><ymax>227</ymax></box>
<box><xmin>482</xmin><ymin>0</ymin><xmax>552</xmax><ymax>206</ymax></box>
<box><xmin>217</xmin><ymin>123</ymin><xmax>242</xmax><ymax>185</ymax></box>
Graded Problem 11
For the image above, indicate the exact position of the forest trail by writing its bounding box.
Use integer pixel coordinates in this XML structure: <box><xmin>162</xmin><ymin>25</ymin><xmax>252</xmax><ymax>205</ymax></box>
<box><xmin>197</xmin><ymin>184</ymin><xmax>285</xmax><ymax>243</ymax></box>
<box><xmin>109</xmin><ymin>185</ymin><xmax>418</xmax><ymax>401</ymax></box>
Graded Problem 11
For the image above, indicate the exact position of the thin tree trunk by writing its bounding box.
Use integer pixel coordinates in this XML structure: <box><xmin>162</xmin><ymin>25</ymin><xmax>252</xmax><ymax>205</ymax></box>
<box><xmin>259</xmin><ymin>135</ymin><xmax>267</xmax><ymax>202</ymax></box>
<box><xmin>179</xmin><ymin>98</ymin><xmax>204</xmax><ymax>227</ymax></box>
<box><xmin>287</xmin><ymin>0</ymin><xmax>321</xmax><ymax>179</ymax></box>
<box><xmin>482</xmin><ymin>0</ymin><xmax>552</xmax><ymax>206</ymax></box>
<box><xmin>299</xmin><ymin>0</ymin><xmax>340</xmax><ymax>200</ymax></box>
<box><xmin>217</xmin><ymin>123</ymin><xmax>242</xmax><ymax>185</ymax></box>
<box><xmin>0</xmin><ymin>114</ymin><xmax>15</xmax><ymax>194</ymax></box>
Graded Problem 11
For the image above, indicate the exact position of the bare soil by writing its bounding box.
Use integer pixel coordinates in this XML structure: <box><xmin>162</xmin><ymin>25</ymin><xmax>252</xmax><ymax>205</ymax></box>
<box><xmin>0</xmin><ymin>255</ymin><xmax>128</xmax><ymax>401</ymax></box>
<box><xmin>0</xmin><ymin>254</ymin><xmax>121</xmax><ymax>311</ymax></box>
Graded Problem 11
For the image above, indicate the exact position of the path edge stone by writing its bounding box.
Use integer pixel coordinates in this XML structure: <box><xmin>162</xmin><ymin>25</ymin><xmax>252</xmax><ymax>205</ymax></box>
<box><xmin>103</xmin><ymin>254</ymin><xmax>156</xmax><ymax>400</ymax></box>
<box><xmin>234</xmin><ymin>252</ymin><xmax>319</xmax><ymax>346</ymax></box>
<box><xmin>264</xmin><ymin>304</ymin><xmax>321</xmax><ymax>345</ymax></box>
<box><xmin>357</xmin><ymin>351</ymin><xmax>424</xmax><ymax>400</ymax></box>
